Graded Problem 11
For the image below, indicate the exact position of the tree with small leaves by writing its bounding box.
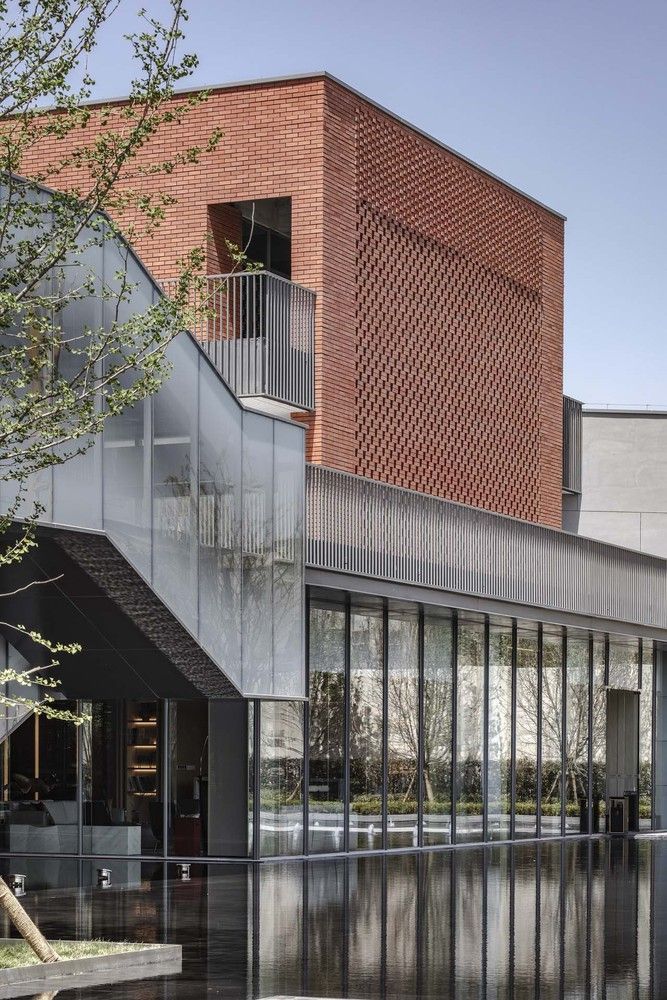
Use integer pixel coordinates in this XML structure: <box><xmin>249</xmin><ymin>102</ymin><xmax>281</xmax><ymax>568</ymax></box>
<box><xmin>0</xmin><ymin>0</ymin><xmax>230</xmax><ymax>962</ymax></box>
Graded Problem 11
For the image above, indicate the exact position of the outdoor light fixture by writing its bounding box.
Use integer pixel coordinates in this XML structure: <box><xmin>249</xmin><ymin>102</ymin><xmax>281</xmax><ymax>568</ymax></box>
<box><xmin>176</xmin><ymin>863</ymin><xmax>191</xmax><ymax>881</ymax></box>
<box><xmin>97</xmin><ymin>867</ymin><xmax>112</xmax><ymax>888</ymax></box>
<box><xmin>8</xmin><ymin>874</ymin><xmax>25</xmax><ymax>897</ymax></box>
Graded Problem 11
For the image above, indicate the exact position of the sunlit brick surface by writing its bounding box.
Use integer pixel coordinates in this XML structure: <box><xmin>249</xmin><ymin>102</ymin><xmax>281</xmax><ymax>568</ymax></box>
<box><xmin>22</xmin><ymin>74</ymin><xmax>564</xmax><ymax>526</ymax></box>
<box><xmin>354</xmin><ymin>108</ymin><xmax>554</xmax><ymax>521</ymax></box>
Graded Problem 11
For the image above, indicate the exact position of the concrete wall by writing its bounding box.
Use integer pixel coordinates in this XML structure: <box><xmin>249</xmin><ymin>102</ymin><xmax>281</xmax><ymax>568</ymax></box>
<box><xmin>563</xmin><ymin>411</ymin><xmax>667</xmax><ymax>557</ymax></box>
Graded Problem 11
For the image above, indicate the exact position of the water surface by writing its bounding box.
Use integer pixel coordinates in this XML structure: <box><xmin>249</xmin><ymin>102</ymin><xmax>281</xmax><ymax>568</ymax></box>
<box><xmin>8</xmin><ymin>837</ymin><xmax>665</xmax><ymax>998</ymax></box>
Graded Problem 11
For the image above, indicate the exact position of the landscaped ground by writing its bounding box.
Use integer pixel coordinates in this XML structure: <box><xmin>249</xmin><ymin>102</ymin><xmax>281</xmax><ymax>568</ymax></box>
<box><xmin>0</xmin><ymin>940</ymin><xmax>146</xmax><ymax>969</ymax></box>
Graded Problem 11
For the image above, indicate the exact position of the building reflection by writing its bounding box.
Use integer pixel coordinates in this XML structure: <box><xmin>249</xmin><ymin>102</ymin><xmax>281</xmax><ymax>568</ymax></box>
<box><xmin>253</xmin><ymin>839</ymin><xmax>656</xmax><ymax>999</ymax></box>
<box><xmin>0</xmin><ymin>838</ymin><xmax>659</xmax><ymax>998</ymax></box>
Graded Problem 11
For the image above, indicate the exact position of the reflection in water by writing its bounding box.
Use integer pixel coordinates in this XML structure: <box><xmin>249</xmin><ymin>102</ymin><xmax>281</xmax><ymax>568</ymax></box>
<box><xmin>7</xmin><ymin>837</ymin><xmax>666</xmax><ymax>998</ymax></box>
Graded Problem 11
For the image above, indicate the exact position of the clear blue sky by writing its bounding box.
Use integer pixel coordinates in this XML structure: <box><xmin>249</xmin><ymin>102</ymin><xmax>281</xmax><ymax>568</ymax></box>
<box><xmin>90</xmin><ymin>0</ymin><xmax>667</xmax><ymax>406</ymax></box>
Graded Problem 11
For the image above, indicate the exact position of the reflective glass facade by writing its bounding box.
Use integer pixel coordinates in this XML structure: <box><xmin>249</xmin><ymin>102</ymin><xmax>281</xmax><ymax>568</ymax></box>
<box><xmin>302</xmin><ymin>589</ymin><xmax>657</xmax><ymax>855</ymax></box>
<box><xmin>0</xmin><ymin>211</ymin><xmax>306</xmax><ymax>700</ymax></box>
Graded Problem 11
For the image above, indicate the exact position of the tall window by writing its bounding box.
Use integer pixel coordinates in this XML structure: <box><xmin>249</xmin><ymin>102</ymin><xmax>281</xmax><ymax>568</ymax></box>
<box><xmin>515</xmin><ymin>622</ymin><xmax>539</xmax><ymax>838</ymax></box>
<box><xmin>308</xmin><ymin>600</ymin><xmax>346</xmax><ymax>852</ymax></box>
<box><xmin>422</xmin><ymin>611</ymin><xmax>453</xmax><ymax>845</ymax></box>
<box><xmin>541</xmin><ymin>626</ymin><xmax>563</xmax><ymax>836</ymax></box>
<box><xmin>565</xmin><ymin>630</ymin><xmax>589</xmax><ymax>834</ymax></box>
<box><xmin>349</xmin><ymin>603</ymin><xmax>384</xmax><ymax>850</ymax></box>
<box><xmin>487</xmin><ymin>617</ymin><xmax>512</xmax><ymax>841</ymax></box>
<box><xmin>591</xmin><ymin>636</ymin><xmax>606</xmax><ymax>832</ymax></box>
<box><xmin>387</xmin><ymin>607</ymin><xmax>419</xmax><ymax>848</ymax></box>
<box><xmin>640</xmin><ymin>641</ymin><xmax>654</xmax><ymax>829</ymax></box>
<box><xmin>259</xmin><ymin>702</ymin><xmax>304</xmax><ymax>856</ymax></box>
<box><xmin>455</xmin><ymin>615</ymin><xmax>485</xmax><ymax>843</ymax></box>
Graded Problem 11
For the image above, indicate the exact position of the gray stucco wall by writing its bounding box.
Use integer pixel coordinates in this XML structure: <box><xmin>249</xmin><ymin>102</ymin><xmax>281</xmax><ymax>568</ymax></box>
<box><xmin>563</xmin><ymin>411</ymin><xmax>667</xmax><ymax>557</ymax></box>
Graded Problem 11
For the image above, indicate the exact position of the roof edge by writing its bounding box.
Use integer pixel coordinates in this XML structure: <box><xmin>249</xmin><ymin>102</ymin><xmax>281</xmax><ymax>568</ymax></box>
<box><xmin>42</xmin><ymin>70</ymin><xmax>567</xmax><ymax>222</ymax></box>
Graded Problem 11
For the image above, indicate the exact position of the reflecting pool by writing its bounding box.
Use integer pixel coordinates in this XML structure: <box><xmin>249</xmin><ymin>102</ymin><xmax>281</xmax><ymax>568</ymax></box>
<box><xmin>5</xmin><ymin>836</ymin><xmax>667</xmax><ymax>998</ymax></box>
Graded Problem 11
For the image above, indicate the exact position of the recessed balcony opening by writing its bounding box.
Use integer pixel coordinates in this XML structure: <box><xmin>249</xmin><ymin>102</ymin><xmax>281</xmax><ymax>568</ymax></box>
<box><xmin>165</xmin><ymin>197</ymin><xmax>312</xmax><ymax>418</ymax></box>
<box><xmin>207</xmin><ymin>197</ymin><xmax>292</xmax><ymax>279</ymax></box>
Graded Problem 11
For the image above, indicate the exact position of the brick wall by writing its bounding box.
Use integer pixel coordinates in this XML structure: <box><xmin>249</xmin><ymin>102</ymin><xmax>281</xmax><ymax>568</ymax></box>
<box><xmin>21</xmin><ymin>74</ymin><xmax>564</xmax><ymax>526</ymax></box>
<box><xmin>348</xmin><ymin>97</ymin><xmax>564</xmax><ymax>525</ymax></box>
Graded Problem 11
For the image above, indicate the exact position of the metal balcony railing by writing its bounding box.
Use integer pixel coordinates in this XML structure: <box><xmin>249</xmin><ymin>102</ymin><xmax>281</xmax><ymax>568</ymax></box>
<box><xmin>306</xmin><ymin>465</ymin><xmax>667</xmax><ymax>631</ymax></box>
<box><xmin>162</xmin><ymin>272</ymin><xmax>315</xmax><ymax>411</ymax></box>
<box><xmin>563</xmin><ymin>395</ymin><xmax>583</xmax><ymax>494</ymax></box>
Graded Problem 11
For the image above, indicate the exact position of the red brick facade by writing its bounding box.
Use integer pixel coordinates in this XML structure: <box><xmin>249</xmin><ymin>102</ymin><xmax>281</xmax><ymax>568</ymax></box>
<box><xmin>23</xmin><ymin>74</ymin><xmax>564</xmax><ymax>526</ymax></box>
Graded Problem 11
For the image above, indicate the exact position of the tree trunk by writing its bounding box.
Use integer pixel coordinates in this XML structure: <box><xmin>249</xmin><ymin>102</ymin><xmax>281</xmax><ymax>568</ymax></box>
<box><xmin>0</xmin><ymin>878</ymin><xmax>60</xmax><ymax>963</ymax></box>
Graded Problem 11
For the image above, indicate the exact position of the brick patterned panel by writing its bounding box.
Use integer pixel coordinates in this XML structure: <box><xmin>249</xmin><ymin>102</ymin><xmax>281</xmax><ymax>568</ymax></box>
<box><xmin>354</xmin><ymin>106</ymin><xmax>561</xmax><ymax>524</ymax></box>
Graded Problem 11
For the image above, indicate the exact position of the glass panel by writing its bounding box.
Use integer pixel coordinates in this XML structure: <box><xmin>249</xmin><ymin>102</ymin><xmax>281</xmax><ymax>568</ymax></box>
<box><xmin>387</xmin><ymin>607</ymin><xmax>419</xmax><ymax>848</ymax></box>
<box><xmin>422</xmin><ymin>611</ymin><xmax>453</xmax><ymax>846</ymax></box>
<box><xmin>655</xmin><ymin>650</ymin><xmax>667</xmax><ymax>830</ymax></box>
<box><xmin>609</xmin><ymin>636</ymin><xmax>640</xmax><ymax>691</ymax></box>
<box><xmin>82</xmin><ymin>700</ymin><xmax>159</xmax><ymax>855</ymax></box>
<box><xmin>168</xmin><ymin>701</ymin><xmax>207</xmax><ymax>857</ymax></box>
<box><xmin>103</xmin><ymin>390</ymin><xmax>152</xmax><ymax>580</ymax></box>
<box><xmin>308</xmin><ymin>601</ymin><xmax>345</xmax><ymax>853</ymax></box>
<box><xmin>455</xmin><ymin>616</ymin><xmax>485</xmax><ymax>844</ymax></box>
<box><xmin>591</xmin><ymin>637</ymin><xmax>606</xmax><ymax>833</ymax></box>
<box><xmin>198</xmin><ymin>355</ymin><xmax>242</xmax><ymax>682</ymax></box>
<box><xmin>272</xmin><ymin>421</ymin><xmax>304</xmax><ymax>697</ymax></box>
<box><xmin>349</xmin><ymin>604</ymin><xmax>383</xmax><ymax>851</ymax></box>
<box><xmin>242</xmin><ymin>412</ymin><xmax>273</xmax><ymax>695</ymax></box>
<box><xmin>0</xmin><ymin>637</ymin><xmax>77</xmax><ymax>855</ymax></box>
<box><xmin>4</xmin><ymin>710</ymin><xmax>77</xmax><ymax>855</ymax></box>
<box><xmin>248</xmin><ymin>702</ymin><xmax>254</xmax><ymax>854</ymax></box>
<box><xmin>259</xmin><ymin>701</ymin><xmax>304</xmax><ymax>856</ymax></box>
<box><xmin>168</xmin><ymin>699</ymin><xmax>251</xmax><ymax>857</ymax></box>
<box><xmin>51</xmin><ymin>227</ymin><xmax>104</xmax><ymax>531</ymax></box>
<box><xmin>565</xmin><ymin>630</ymin><xmax>590</xmax><ymax>834</ymax></box>
<box><xmin>515</xmin><ymin>622</ymin><xmax>539</xmax><ymax>839</ymax></box>
<box><xmin>152</xmin><ymin>337</ymin><xmax>198</xmax><ymax>634</ymax></box>
<box><xmin>101</xmin><ymin>248</ymin><xmax>155</xmax><ymax>579</ymax></box>
<box><xmin>487</xmin><ymin>617</ymin><xmax>512</xmax><ymax>841</ymax></box>
<box><xmin>640</xmin><ymin>641</ymin><xmax>654</xmax><ymax>829</ymax></box>
<box><xmin>541</xmin><ymin>626</ymin><xmax>563</xmax><ymax>837</ymax></box>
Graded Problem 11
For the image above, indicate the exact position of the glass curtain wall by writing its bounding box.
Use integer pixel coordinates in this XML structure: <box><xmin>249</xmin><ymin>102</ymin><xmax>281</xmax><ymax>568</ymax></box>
<box><xmin>305</xmin><ymin>595</ymin><xmax>657</xmax><ymax>855</ymax></box>
<box><xmin>1</xmin><ymin>594</ymin><xmax>660</xmax><ymax>864</ymax></box>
